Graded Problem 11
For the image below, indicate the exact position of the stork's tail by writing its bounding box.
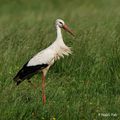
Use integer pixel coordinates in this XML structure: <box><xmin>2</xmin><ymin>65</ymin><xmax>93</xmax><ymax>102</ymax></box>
<box><xmin>13</xmin><ymin>75</ymin><xmax>22</xmax><ymax>86</ymax></box>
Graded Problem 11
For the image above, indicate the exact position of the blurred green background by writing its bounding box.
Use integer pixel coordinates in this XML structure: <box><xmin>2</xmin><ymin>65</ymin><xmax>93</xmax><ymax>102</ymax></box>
<box><xmin>0</xmin><ymin>0</ymin><xmax>120</xmax><ymax>119</ymax></box>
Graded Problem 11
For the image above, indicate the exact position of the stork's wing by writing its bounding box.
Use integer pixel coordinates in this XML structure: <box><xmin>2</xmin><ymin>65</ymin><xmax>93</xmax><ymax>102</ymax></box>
<box><xmin>27</xmin><ymin>48</ymin><xmax>56</xmax><ymax>67</ymax></box>
<box><xmin>13</xmin><ymin>48</ymin><xmax>56</xmax><ymax>85</ymax></box>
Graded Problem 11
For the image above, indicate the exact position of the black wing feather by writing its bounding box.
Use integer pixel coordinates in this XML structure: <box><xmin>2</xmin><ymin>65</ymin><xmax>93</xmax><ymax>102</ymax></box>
<box><xmin>13</xmin><ymin>62</ymin><xmax>48</xmax><ymax>85</ymax></box>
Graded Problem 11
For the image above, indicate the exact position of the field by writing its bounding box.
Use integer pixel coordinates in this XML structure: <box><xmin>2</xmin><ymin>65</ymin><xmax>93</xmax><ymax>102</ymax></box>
<box><xmin>0</xmin><ymin>0</ymin><xmax>120</xmax><ymax>119</ymax></box>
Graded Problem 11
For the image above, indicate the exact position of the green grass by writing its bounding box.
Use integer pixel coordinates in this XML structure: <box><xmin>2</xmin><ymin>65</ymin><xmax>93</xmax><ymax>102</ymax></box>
<box><xmin>0</xmin><ymin>0</ymin><xmax>120</xmax><ymax>119</ymax></box>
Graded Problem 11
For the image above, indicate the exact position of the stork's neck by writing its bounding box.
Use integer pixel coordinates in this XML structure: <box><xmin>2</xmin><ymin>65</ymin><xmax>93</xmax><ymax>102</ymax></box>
<box><xmin>56</xmin><ymin>25</ymin><xmax>63</xmax><ymax>40</ymax></box>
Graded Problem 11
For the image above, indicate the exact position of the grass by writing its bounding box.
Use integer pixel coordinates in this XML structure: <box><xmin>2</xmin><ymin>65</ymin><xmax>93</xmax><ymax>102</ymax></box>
<box><xmin>0</xmin><ymin>0</ymin><xmax>120</xmax><ymax>119</ymax></box>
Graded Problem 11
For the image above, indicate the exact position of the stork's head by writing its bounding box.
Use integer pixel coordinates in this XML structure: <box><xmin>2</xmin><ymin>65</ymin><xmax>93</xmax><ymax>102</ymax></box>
<box><xmin>56</xmin><ymin>19</ymin><xmax>75</xmax><ymax>36</ymax></box>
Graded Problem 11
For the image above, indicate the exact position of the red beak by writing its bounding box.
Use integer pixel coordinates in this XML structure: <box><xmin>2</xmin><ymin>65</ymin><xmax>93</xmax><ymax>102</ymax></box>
<box><xmin>62</xmin><ymin>24</ymin><xmax>75</xmax><ymax>37</ymax></box>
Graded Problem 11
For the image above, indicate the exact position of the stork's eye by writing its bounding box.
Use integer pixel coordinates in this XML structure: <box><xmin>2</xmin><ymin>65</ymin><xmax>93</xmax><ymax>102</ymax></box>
<box><xmin>59</xmin><ymin>22</ymin><xmax>63</xmax><ymax>25</ymax></box>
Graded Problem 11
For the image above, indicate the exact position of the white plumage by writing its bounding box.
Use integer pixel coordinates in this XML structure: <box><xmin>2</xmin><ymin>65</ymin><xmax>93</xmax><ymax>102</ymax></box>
<box><xmin>13</xmin><ymin>19</ymin><xmax>74</xmax><ymax>105</ymax></box>
<box><xmin>27</xmin><ymin>19</ymin><xmax>72</xmax><ymax>75</ymax></box>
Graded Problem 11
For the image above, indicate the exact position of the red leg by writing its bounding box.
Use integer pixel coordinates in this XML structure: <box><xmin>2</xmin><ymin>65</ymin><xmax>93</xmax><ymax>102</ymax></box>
<box><xmin>42</xmin><ymin>73</ymin><xmax>46</xmax><ymax>105</ymax></box>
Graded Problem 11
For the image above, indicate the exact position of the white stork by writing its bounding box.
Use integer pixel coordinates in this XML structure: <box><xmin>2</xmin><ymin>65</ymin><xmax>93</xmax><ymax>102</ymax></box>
<box><xmin>13</xmin><ymin>19</ymin><xmax>74</xmax><ymax>104</ymax></box>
